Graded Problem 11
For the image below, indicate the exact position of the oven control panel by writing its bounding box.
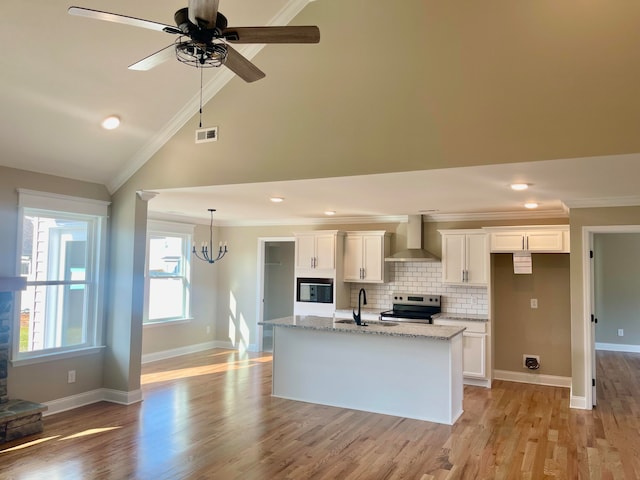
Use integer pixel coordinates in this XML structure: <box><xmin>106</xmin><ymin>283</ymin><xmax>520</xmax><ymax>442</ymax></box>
<box><xmin>391</xmin><ymin>292</ymin><xmax>441</xmax><ymax>306</ymax></box>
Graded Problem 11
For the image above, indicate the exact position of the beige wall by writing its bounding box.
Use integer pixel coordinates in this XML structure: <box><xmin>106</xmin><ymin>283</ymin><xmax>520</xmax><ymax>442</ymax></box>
<box><xmin>0</xmin><ymin>166</ymin><xmax>110</xmax><ymax>403</ymax></box>
<box><xmin>593</xmin><ymin>234</ymin><xmax>640</xmax><ymax>345</ymax></box>
<box><xmin>125</xmin><ymin>0</ymin><xmax>640</xmax><ymax>193</ymax></box>
<box><xmin>569</xmin><ymin>207</ymin><xmax>640</xmax><ymax>399</ymax></box>
<box><xmin>492</xmin><ymin>253</ymin><xmax>571</xmax><ymax>376</ymax></box>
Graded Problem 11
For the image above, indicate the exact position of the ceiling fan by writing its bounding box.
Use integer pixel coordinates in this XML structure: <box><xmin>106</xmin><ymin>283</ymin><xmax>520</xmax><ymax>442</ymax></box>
<box><xmin>68</xmin><ymin>0</ymin><xmax>320</xmax><ymax>82</ymax></box>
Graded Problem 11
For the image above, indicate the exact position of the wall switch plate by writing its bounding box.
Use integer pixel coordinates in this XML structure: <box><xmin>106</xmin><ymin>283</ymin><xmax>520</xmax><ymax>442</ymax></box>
<box><xmin>618</xmin><ymin>329</ymin><xmax>624</xmax><ymax>337</ymax></box>
<box><xmin>530</xmin><ymin>298</ymin><xmax>538</xmax><ymax>309</ymax></box>
<box><xmin>67</xmin><ymin>370</ymin><xmax>76</xmax><ymax>384</ymax></box>
<box><xmin>206</xmin><ymin>326</ymin><xmax>211</xmax><ymax>335</ymax></box>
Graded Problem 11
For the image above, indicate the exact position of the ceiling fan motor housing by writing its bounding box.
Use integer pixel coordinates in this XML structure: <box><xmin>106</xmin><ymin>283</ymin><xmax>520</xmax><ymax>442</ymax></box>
<box><xmin>174</xmin><ymin>7</ymin><xmax>228</xmax><ymax>36</ymax></box>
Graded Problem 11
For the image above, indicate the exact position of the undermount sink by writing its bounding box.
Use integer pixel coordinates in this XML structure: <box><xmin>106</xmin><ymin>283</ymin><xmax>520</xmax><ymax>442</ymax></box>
<box><xmin>334</xmin><ymin>319</ymin><xmax>399</xmax><ymax>327</ymax></box>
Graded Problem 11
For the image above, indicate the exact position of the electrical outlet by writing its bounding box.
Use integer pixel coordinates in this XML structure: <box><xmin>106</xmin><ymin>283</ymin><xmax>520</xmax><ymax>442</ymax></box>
<box><xmin>523</xmin><ymin>354</ymin><xmax>540</xmax><ymax>369</ymax></box>
<box><xmin>206</xmin><ymin>326</ymin><xmax>211</xmax><ymax>335</ymax></box>
<box><xmin>618</xmin><ymin>329</ymin><xmax>624</xmax><ymax>337</ymax></box>
<box><xmin>530</xmin><ymin>298</ymin><xmax>538</xmax><ymax>309</ymax></box>
<box><xmin>67</xmin><ymin>370</ymin><xmax>76</xmax><ymax>384</ymax></box>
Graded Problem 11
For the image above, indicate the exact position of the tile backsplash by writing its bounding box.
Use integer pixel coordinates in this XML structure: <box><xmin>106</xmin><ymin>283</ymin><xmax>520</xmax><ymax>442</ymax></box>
<box><xmin>349</xmin><ymin>262</ymin><xmax>488</xmax><ymax>315</ymax></box>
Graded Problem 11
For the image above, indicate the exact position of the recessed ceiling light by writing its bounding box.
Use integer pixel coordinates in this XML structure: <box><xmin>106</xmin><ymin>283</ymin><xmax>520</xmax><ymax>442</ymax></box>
<box><xmin>101</xmin><ymin>115</ymin><xmax>121</xmax><ymax>130</ymax></box>
<box><xmin>524</xmin><ymin>202</ymin><xmax>539</xmax><ymax>209</ymax></box>
<box><xmin>324</xmin><ymin>211</ymin><xmax>336</xmax><ymax>216</ymax></box>
<box><xmin>510</xmin><ymin>183</ymin><xmax>529</xmax><ymax>191</ymax></box>
<box><xmin>270</xmin><ymin>197</ymin><xmax>284</xmax><ymax>203</ymax></box>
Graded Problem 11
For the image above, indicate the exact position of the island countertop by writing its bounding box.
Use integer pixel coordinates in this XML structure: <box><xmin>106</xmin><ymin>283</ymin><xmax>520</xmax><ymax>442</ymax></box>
<box><xmin>260</xmin><ymin>315</ymin><xmax>465</xmax><ymax>341</ymax></box>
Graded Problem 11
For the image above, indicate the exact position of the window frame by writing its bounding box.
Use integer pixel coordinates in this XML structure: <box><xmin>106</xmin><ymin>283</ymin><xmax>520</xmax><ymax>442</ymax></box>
<box><xmin>12</xmin><ymin>189</ymin><xmax>109</xmax><ymax>365</ymax></box>
<box><xmin>144</xmin><ymin>220</ymin><xmax>194</xmax><ymax>325</ymax></box>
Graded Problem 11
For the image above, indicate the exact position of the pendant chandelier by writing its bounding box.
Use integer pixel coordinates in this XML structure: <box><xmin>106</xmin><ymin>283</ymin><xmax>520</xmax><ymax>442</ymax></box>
<box><xmin>193</xmin><ymin>209</ymin><xmax>227</xmax><ymax>264</ymax></box>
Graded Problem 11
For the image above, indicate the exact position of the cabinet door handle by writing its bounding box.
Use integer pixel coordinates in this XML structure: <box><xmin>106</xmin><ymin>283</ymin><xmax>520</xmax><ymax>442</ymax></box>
<box><xmin>461</xmin><ymin>270</ymin><xmax>465</xmax><ymax>282</ymax></box>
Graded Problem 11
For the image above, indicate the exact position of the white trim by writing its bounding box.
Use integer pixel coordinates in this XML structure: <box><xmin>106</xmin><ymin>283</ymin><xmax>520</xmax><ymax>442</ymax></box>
<box><xmin>43</xmin><ymin>388</ymin><xmax>143</xmax><ymax>416</ymax></box>
<box><xmin>17</xmin><ymin>189</ymin><xmax>110</xmax><ymax>216</ymax></box>
<box><xmin>426</xmin><ymin>208</ymin><xmax>569</xmax><ymax>222</ymax></box>
<box><xmin>141</xmin><ymin>341</ymin><xmax>229</xmax><ymax>364</ymax></box>
<box><xmin>570</xmin><ymin>394</ymin><xmax>588</xmax><ymax>409</ymax></box>
<box><xmin>141</xmin><ymin>341</ymin><xmax>216</xmax><ymax>364</ymax></box>
<box><xmin>582</xmin><ymin>224</ymin><xmax>640</xmax><ymax>411</ymax></box>
<box><xmin>11</xmin><ymin>346</ymin><xmax>105</xmax><ymax>367</ymax></box>
<box><xmin>596</xmin><ymin>342</ymin><xmax>640</xmax><ymax>353</ymax></box>
<box><xmin>106</xmin><ymin>0</ymin><xmax>314</xmax><ymax>193</ymax></box>
<box><xmin>102</xmin><ymin>388</ymin><xmax>143</xmax><ymax>405</ymax></box>
<box><xmin>563</xmin><ymin>195</ymin><xmax>640</xmax><ymax>209</ymax></box>
<box><xmin>256</xmin><ymin>236</ymin><xmax>296</xmax><ymax>353</ymax></box>
<box><xmin>493</xmin><ymin>369</ymin><xmax>572</xmax><ymax>388</ymax></box>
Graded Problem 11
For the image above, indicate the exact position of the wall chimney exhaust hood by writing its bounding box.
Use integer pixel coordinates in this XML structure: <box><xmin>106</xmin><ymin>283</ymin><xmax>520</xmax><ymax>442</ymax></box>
<box><xmin>385</xmin><ymin>215</ymin><xmax>440</xmax><ymax>262</ymax></box>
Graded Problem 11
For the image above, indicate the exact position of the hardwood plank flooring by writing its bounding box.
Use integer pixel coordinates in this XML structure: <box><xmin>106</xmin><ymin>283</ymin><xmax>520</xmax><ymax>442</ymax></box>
<box><xmin>0</xmin><ymin>349</ymin><xmax>638</xmax><ymax>479</ymax></box>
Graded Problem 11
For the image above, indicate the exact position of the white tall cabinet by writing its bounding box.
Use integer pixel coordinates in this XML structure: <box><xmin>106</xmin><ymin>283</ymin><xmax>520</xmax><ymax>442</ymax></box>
<box><xmin>439</xmin><ymin>230</ymin><xmax>488</xmax><ymax>286</ymax></box>
<box><xmin>343</xmin><ymin>231</ymin><xmax>390</xmax><ymax>283</ymax></box>
<box><xmin>294</xmin><ymin>231</ymin><xmax>348</xmax><ymax>315</ymax></box>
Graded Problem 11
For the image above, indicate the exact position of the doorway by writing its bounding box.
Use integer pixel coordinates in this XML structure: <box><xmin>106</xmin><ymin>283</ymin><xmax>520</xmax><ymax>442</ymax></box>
<box><xmin>256</xmin><ymin>238</ymin><xmax>295</xmax><ymax>352</ymax></box>
<box><xmin>585</xmin><ymin>226</ymin><xmax>640</xmax><ymax>407</ymax></box>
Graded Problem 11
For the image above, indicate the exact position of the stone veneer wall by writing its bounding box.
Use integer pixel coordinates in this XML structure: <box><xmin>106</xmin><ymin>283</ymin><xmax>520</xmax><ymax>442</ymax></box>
<box><xmin>0</xmin><ymin>291</ymin><xmax>10</xmax><ymax>403</ymax></box>
<box><xmin>349</xmin><ymin>262</ymin><xmax>488</xmax><ymax>315</ymax></box>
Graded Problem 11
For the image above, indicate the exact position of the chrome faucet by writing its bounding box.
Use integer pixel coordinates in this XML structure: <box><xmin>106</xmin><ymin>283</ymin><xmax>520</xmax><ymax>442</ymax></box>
<box><xmin>353</xmin><ymin>288</ymin><xmax>368</xmax><ymax>326</ymax></box>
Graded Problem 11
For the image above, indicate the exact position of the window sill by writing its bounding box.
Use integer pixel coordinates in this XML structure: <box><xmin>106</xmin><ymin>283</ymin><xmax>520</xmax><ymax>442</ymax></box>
<box><xmin>11</xmin><ymin>345</ymin><xmax>106</xmax><ymax>367</ymax></box>
<box><xmin>143</xmin><ymin>317</ymin><xmax>193</xmax><ymax>328</ymax></box>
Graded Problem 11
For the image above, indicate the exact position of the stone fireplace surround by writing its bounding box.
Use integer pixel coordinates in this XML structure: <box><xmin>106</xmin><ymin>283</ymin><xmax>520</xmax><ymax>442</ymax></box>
<box><xmin>0</xmin><ymin>277</ymin><xmax>47</xmax><ymax>443</ymax></box>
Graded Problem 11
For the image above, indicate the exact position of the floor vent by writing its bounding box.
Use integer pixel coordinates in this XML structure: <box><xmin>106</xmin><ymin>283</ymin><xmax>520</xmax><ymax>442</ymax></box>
<box><xmin>195</xmin><ymin>126</ymin><xmax>218</xmax><ymax>144</ymax></box>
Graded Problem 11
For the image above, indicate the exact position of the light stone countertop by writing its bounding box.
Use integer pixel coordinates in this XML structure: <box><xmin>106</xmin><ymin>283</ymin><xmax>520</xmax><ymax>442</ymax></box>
<box><xmin>432</xmin><ymin>312</ymin><xmax>489</xmax><ymax>323</ymax></box>
<box><xmin>260</xmin><ymin>315</ymin><xmax>465</xmax><ymax>340</ymax></box>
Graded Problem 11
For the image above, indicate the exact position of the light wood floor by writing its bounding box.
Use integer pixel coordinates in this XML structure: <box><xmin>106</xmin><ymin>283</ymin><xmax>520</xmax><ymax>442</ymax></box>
<box><xmin>0</xmin><ymin>349</ymin><xmax>637</xmax><ymax>479</ymax></box>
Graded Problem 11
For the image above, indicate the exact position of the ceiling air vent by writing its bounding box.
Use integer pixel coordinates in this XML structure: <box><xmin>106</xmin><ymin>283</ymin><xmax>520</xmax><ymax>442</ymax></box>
<box><xmin>195</xmin><ymin>126</ymin><xmax>218</xmax><ymax>144</ymax></box>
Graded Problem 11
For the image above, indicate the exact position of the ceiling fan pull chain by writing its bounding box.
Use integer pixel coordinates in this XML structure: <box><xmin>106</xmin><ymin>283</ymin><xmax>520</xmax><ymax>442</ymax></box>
<box><xmin>199</xmin><ymin>64</ymin><xmax>203</xmax><ymax>128</ymax></box>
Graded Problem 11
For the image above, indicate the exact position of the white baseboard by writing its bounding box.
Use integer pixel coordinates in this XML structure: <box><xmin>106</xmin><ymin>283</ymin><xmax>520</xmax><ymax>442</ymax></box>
<box><xmin>595</xmin><ymin>342</ymin><xmax>640</xmax><ymax>353</ymax></box>
<box><xmin>43</xmin><ymin>388</ymin><xmax>143</xmax><ymax>416</ymax></box>
<box><xmin>570</xmin><ymin>394</ymin><xmax>589</xmax><ymax>409</ymax></box>
<box><xmin>464</xmin><ymin>377</ymin><xmax>491</xmax><ymax>388</ymax></box>
<box><xmin>493</xmin><ymin>369</ymin><xmax>572</xmax><ymax>388</ymax></box>
<box><xmin>142</xmin><ymin>341</ymin><xmax>233</xmax><ymax>364</ymax></box>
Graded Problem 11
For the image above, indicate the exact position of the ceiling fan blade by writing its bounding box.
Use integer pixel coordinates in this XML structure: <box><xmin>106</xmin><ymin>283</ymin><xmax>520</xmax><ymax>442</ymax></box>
<box><xmin>188</xmin><ymin>0</ymin><xmax>219</xmax><ymax>29</ymax></box>
<box><xmin>224</xmin><ymin>45</ymin><xmax>266</xmax><ymax>83</ymax></box>
<box><xmin>128</xmin><ymin>43</ymin><xmax>177</xmax><ymax>71</ymax></box>
<box><xmin>68</xmin><ymin>7</ymin><xmax>181</xmax><ymax>34</ymax></box>
<box><xmin>222</xmin><ymin>26</ymin><xmax>320</xmax><ymax>44</ymax></box>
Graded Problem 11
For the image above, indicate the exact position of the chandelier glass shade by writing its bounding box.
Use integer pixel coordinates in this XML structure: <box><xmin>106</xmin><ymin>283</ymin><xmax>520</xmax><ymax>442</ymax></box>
<box><xmin>193</xmin><ymin>209</ymin><xmax>228</xmax><ymax>264</ymax></box>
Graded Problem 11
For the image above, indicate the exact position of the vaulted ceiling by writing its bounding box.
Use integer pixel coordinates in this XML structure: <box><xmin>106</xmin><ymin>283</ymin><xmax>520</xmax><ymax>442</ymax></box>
<box><xmin>4</xmin><ymin>0</ymin><xmax>640</xmax><ymax>224</ymax></box>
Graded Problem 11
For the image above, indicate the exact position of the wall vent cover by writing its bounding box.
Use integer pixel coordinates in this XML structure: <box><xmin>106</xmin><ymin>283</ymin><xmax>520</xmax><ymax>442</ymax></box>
<box><xmin>195</xmin><ymin>126</ymin><xmax>218</xmax><ymax>144</ymax></box>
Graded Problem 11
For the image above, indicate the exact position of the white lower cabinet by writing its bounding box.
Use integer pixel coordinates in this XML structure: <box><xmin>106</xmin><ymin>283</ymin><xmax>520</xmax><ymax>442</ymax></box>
<box><xmin>462</xmin><ymin>332</ymin><xmax>486</xmax><ymax>378</ymax></box>
<box><xmin>433</xmin><ymin>317</ymin><xmax>491</xmax><ymax>387</ymax></box>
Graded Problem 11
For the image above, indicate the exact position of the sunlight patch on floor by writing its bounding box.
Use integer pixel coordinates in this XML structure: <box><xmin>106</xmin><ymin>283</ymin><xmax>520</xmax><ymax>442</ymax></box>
<box><xmin>0</xmin><ymin>436</ymin><xmax>60</xmax><ymax>453</ymax></box>
<box><xmin>141</xmin><ymin>356</ymin><xmax>272</xmax><ymax>385</ymax></box>
<box><xmin>60</xmin><ymin>426</ymin><xmax>122</xmax><ymax>440</ymax></box>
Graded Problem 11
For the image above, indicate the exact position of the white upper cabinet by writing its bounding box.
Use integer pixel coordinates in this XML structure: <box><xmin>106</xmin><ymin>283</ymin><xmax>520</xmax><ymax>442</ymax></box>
<box><xmin>486</xmin><ymin>226</ymin><xmax>569</xmax><ymax>253</ymax></box>
<box><xmin>343</xmin><ymin>231</ymin><xmax>390</xmax><ymax>283</ymax></box>
<box><xmin>439</xmin><ymin>230</ymin><xmax>488</xmax><ymax>286</ymax></box>
<box><xmin>295</xmin><ymin>231</ymin><xmax>340</xmax><ymax>272</ymax></box>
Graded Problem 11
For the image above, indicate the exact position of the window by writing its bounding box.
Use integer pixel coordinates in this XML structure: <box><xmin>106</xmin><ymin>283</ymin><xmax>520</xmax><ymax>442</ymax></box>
<box><xmin>15</xmin><ymin>190</ymin><xmax>108</xmax><ymax>361</ymax></box>
<box><xmin>145</xmin><ymin>221</ymin><xmax>193</xmax><ymax>324</ymax></box>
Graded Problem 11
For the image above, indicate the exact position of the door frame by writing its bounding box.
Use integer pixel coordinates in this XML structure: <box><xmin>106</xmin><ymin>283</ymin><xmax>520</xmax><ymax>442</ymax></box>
<box><xmin>582</xmin><ymin>225</ymin><xmax>640</xmax><ymax>408</ymax></box>
<box><xmin>255</xmin><ymin>236</ymin><xmax>295</xmax><ymax>352</ymax></box>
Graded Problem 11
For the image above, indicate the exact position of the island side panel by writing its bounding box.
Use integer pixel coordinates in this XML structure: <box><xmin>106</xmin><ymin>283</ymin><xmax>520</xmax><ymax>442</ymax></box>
<box><xmin>271</xmin><ymin>326</ymin><xmax>463</xmax><ymax>425</ymax></box>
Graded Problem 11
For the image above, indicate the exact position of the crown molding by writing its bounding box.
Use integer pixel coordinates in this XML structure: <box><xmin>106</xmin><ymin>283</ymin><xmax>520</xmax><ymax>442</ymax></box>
<box><xmin>423</xmin><ymin>208</ymin><xmax>569</xmax><ymax>222</ymax></box>
<box><xmin>562</xmin><ymin>195</ymin><xmax>640</xmax><ymax>209</ymax></box>
<box><xmin>107</xmin><ymin>0</ymin><xmax>314</xmax><ymax>194</ymax></box>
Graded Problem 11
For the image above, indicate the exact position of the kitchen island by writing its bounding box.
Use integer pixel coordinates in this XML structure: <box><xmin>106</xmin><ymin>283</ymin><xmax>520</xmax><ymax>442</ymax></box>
<box><xmin>259</xmin><ymin>316</ymin><xmax>465</xmax><ymax>425</ymax></box>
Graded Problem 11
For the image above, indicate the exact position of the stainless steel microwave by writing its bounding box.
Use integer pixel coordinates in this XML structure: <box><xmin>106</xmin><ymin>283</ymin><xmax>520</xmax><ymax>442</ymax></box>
<box><xmin>297</xmin><ymin>277</ymin><xmax>333</xmax><ymax>303</ymax></box>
